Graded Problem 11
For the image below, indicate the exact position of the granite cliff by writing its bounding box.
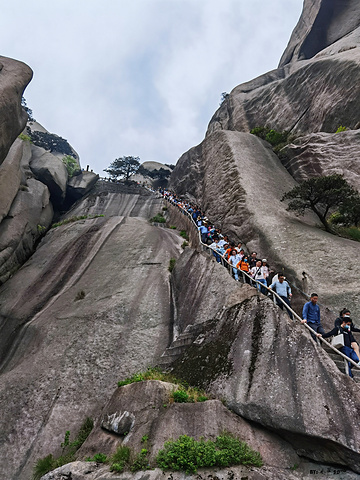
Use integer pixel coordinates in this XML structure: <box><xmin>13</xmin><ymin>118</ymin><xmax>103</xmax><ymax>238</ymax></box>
<box><xmin>0</xmin><ymin>1</ymin><xmax>360</xmax><ymax>479</ymax></box>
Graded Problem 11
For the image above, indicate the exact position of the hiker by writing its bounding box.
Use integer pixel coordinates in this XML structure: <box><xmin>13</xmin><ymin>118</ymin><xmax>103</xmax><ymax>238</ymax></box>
<box><xmin>335</xmin><ymin>309</ymin><xmax>360</xmax><ymax>359</ymax></box>
<box><xmin>301</xmin><ymin>293</ymin><xmax>323</xmax><ymax>338</ymax></box>
<box><xmin>228</xmin><ymin>249</ymin><xmax>241</xmax><ymax>281</ymax></box>
<box><xmin>269</xmin><ymin>273</ymin><xmax>293</xmax><ymax>319</ymax></box>
<box><xmin>250</xmin><ymin>260</ymin><xmax>268</xmax><ymax>294</ymax></box>
<box><xmin>319</xmin><ymin>317</ymin><xmax>360</xmax><ymax>377</ymax></box>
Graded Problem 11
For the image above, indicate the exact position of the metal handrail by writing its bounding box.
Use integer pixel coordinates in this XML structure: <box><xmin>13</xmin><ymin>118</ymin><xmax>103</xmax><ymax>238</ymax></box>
<box><xmin>161</xmin><ymin>193</ymin><xmax>360</xmax><ymax>372</ymax></box>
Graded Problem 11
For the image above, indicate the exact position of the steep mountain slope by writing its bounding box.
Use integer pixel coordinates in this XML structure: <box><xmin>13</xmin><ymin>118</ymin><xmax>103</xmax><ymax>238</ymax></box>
<box><xmin>0</xmin><ymin>184</ymin><xmax>183</xmax><ymax>480</ymax></box>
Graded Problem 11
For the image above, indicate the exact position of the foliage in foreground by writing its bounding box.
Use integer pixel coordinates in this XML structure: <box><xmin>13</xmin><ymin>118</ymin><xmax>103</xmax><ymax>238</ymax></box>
<box><xmin>250</xmin><ymin>126</ymin><xmax>290</xmax><ymax>151</ymax></box>
<box><xmin>168</xmin><ymin>258</ymin><xmax>176</xmax><ymax>272</ymax></box>
<box><xmin>33</xmin><ymin>418</ymin><xmax>93</xmax><ymax>479</ymax></box>
<box><xmin>156</xmin><ymin>434</ymin><xmax>263</xmax><ymax>474</ymax></box>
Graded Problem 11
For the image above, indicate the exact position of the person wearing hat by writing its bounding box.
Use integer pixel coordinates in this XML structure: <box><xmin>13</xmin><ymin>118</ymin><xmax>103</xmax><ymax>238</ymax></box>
<box><xmin>334</xmin><ymin>308</ymin><xmax>360</xmax><ymax>359</ymax></box>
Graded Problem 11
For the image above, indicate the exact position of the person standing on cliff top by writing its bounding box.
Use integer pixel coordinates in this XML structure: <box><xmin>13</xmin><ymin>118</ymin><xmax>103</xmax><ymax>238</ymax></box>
<box><xmin>301</xmin><ymin>293</ymin><xmax>324</xmax><ymax>339</ymax></box>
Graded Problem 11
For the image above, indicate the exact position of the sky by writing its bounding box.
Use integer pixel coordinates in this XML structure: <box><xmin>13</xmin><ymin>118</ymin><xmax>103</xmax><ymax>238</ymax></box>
<box><xmin>1</xmin><ymin>0</ymin><xmax>303</xmax><ymax>174</ymax></box>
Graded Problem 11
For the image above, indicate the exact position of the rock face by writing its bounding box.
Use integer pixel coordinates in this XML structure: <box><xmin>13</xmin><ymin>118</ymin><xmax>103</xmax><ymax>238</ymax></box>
<box><xmin>206</xmin><ymin>0</ymin><xmax>360</xmax><ymax>137</ymax></box>
<box><xmin>280</xmin><ymin>130</ymin><xmax>360</xmax><ymax>190</ymax></box>
<box><xmin>279</xmin><ymin>0</ymin><xmax>360</xmax><ymax>66</ymax></box>
<box><xmin>30</xmin><ymin>147</ymin><xmax>69</xmax><ymax>204</ymax></box>
<box><xmin>66</xmin><ymin>171</ymin><xmax>99</xmax><ymax>201</ymax></box>
<box><xmin>169</xmin><ymin>262</ymin><xmax>360</xmax><ymax>472</ymax></box>
<box><xmin>0</xmin><ymin>56</ymin><xmax>32</xmax><ymax>165</ymax></box>
<box><xmin>170</xmin><ymin>130</ymin><xmax>360</xmax><ymax>318</ymax></box>
<box><xmin>0</xmin><ymin>185</ymin><xmax>183</xmax><ymax>480</ymax></box>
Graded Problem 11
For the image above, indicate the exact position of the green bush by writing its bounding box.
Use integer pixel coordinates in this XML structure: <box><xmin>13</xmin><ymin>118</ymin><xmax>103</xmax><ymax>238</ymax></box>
<box><xmin>156</xmin><ymin>434</ymin><xmax>263</xmax><ymax>474</ymax></box>
<box><xmin>168</xmin><ymin>258</ymin><xmax>176</xmax><ymax>272</ymax></box>
<box><xmin>32</xmin><ymin>417</ymin><xmax>93</xmax><ymax>479</ymax></box>
<box><xmin>131</xmin><ymin>448</ymin><xmax>150</xmax><ymax>472</ymax></box>
<box><xmin>181</xmin><ymin>241</ymin><xmax>189</xmax><ymax>249</ymax></box>
<box><xmin>336</xmin><ymin>125</ymin><xmax>347</xmax><ymax>133</ymax></box>
<box><xmin>170</xmin><ymin>225</ymin><xmax>177</xmax><ymax>229</ymax></box>
<box><xmin>250</xmin><ymin>126</ymin><xmax>289</xmax><ymax>148</ymax></box>
<box><xmin>19</xmin><ymin>133</ymin><xmax>32</xmax><ymax>142</ymax></box>
<box><xmin>172</xmin><ymin>389</ymin><xmax>189</xmax><ymax>403</ymax></box>
<box><xmin>62</xmin><ymin>155</ymin><xmax>81</xmax><ymax>177</ymax></box>
<box><xmin>150</xmin><ymin>213</ymin><xmax>166</xmax><ymax>223</ymax></box>
<box><xmin>179</xmin><ymin>230</ymin><xmax>189</xmax><ymax>240</ymax></box>
<box><xmin>86</xmin><ymin>453</ymin><xmax>107</xmax><ymax>463</ymax></box>
<box><xmin>33</xmin><ymin>454</ymin><xmax>55</xmax><ymax>480</ymax></box>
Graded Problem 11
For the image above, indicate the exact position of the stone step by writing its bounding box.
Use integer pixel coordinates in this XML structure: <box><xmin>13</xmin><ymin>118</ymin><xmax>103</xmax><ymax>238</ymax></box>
<box><xmin>171</xmin><ymin>336</ymin><xmax>194</xmax><ymax>348</ymax></box>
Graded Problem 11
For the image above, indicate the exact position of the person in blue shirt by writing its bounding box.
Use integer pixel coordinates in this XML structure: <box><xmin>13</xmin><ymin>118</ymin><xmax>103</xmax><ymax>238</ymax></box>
<box><xmin>269</xmin><ymin>273</ymin><xmax>293</xmax><ymax>319</ymax></box>
<box><xmin>301</xmin><ymin>293</ymin><xmax>324</xmax><ymax>339</ymax></box>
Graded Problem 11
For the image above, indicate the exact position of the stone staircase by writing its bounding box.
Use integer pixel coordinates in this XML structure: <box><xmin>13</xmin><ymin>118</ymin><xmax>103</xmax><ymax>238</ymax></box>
<box><xmin>157</xmin><ymin>324</ymin><xmax>205</xmax><ymax>368</ymax></box>
<box><xmin>322</xmin><ymin>343</ymin><xmax>360</xmax><ymax>383</ymax></box>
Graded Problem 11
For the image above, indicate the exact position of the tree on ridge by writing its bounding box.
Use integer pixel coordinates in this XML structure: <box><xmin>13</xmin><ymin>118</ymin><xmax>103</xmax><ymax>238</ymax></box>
<box><xmin>104</xmin><ymin>156</ymin><xmax>140</xmax><ymax>181</ymax></box>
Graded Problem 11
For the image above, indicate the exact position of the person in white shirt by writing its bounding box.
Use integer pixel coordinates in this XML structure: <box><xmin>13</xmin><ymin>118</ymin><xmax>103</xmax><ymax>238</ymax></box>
<box><xmin>250</xmin><ymin>260</ymin><xmax>267</xmax><ymax>294</ymax></box>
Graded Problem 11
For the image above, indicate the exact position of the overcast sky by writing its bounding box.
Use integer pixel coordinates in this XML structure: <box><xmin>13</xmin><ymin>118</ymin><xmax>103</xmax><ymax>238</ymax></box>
<box><xmin>2</xmin><ymin>0</ymin><xmax>303</xmax><ymax>174</ymax></box>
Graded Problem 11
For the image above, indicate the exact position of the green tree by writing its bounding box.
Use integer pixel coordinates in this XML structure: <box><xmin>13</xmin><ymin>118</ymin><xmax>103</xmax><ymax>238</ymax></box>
<box><xmin>281</xmin><ymin>174</ymin><xmax>358</xmax><ymax>232</ymax></box>
<box><xmin>104</xmin><ymin>156</ymin><xmax>140</xmax><ymax>181</ymax></box>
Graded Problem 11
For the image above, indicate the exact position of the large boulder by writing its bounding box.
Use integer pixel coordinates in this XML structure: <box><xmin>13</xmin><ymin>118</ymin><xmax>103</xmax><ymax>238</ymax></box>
<box><xmin>0</xmin><ymin>139</ymin><xmax>24</xmax><ymax>222</ymax></box>
<box><xmin>30</xmin><ymin>145</ymin><xmax>68</xmax><ymax>205</ymax></box>
<box><xmin>66</xmin><ymin>171</ymin><xmax>99</xmax><ymax>202</ymax></box>
<box><xmin>0</xmin><ymin>177</ymin><xmax>53</xmax><ymax>284</ymax></box>
<box><xmin>77</xmin><ymin>380</ymin><xmax>299</xmax><ymax>472</ymax></box>
<box><xmin>170</xmin><ymin>286</ymin><xmax>360</xmax><ymax>472</ymax></box>
<box><xmin>0</xmin><ymin>56</ymin><xmax>32</xmax><ymax>165</ymax></box>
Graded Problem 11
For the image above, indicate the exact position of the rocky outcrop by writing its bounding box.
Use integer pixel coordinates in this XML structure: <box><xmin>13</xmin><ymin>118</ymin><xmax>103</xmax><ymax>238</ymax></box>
<box><xmin>280</xmin><ymin>129</ymin><xmax>360</xmax><ymax>189</ymax></box>
<box><xmin>207</xmin><ymin>48</ymin><xmax>360</xmax><ymax>136</ymax></box>
<box><xmin>279</xmin><ymin>0</ymin><xmax>360</xmax><ymax>66</ymax></box>
<box><xmin>30</xmin><ymin>146</ymin><xmax>68</xmax><ymax>205</ymax></box>
<box><xmin>0</xmin><ymin>56</ymin><xmax>32</xmax><ymax>165</ymax></box>
<box><xmin>0</xmin><ymin>186</ymin><xmax>183</xmax><ymax>480</ymax></box>
<box><xmin>169</xmin><ymin>280</ymin><xmax>360</xmax><ymax>472</ymax></box>
<box><xmin>170</xmin><ymin>130</ymin><xmax>360</xmax><ymax>318</ymax></box>
<box><xmin>66</xmin><ymin>171</ymin><xmax>99</xmax><ymax>202</ymax></box>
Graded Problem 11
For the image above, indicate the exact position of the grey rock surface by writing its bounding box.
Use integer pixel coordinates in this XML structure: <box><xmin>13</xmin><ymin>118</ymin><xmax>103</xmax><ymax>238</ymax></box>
<box><xmin>170</xmin><ymin>288</ymin><xmax>360</xmax><ymax>472</ymax></box>
<box><xmin>279</xmin><ymin>0</ymin><xmax>360</xmax><ymax>66</ymax></box>
<box><xmin>67</xmin><ymin>171</ymin><xmax>99</xmax><ymax>201</ymax></box>
<box><xmin>170</xmin><ymin>130</ymin><xmax>360</xmax><ymax>318</ymax></box>
<box><xmin>30</xmin><ymin>146</ymin><xmax>68</xmax><ymax>205</ymax></box>
<box><xmin>0</xmin><ymin>56</ymin><xmax>32</xmax><ymax>165</ymax></box>
<box><xmin>0</xmin><ymin>139</ymin><xmax>24</xmax><ymax>222</ymax></box>
<box><xmin>0</xmin><ymin>187</ymin><xmax>183</xmax><ymax>480</ymax></box>
<box><xmin>280</xmin><ymin>129</ymin><xmax>360</xmax><ymax>189</ymax></box>
<box><xmin>207</xmin><ymin>47</ymin><xmax>360</xmax><ymax>136</ymax></box>
<box><xmin>0</xmin><ymin>177</ymin><xmax>53</xmax><ymax>284</ymax></box>
<box><xmin>79</xmin><ymin>380</ymin><xmax>299</xmax><ymax>470</ymax></box>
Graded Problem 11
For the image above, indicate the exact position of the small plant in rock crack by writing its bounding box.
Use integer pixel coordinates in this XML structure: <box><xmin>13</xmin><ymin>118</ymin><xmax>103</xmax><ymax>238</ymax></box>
<box><xmin>75</xmin><ymin>290</ymin><xmax>86</xmax><ymax>301</ymax></box>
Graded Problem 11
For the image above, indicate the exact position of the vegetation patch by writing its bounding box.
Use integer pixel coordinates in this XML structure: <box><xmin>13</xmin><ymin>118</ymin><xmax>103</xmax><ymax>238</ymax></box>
<box><xmin>131</xmin><ymin>448</ymin><xmax>150</xmax><ymax>472</ymax></box>
<box><xmin>335</xmin><ymin>125</ymin><xmax>348</xmax><ymax>133</ymax></box>
<box><xmin>18</xmin><ymin>133</ymin><xmax>32</xmax><ymax>142</ymax></box>
<box><xmin>250</xmin><ymin>126</ymin><xmax>291</xmax><ymax>152</ymax></box>
<box><xmin>62</xmin><ymin>155</ymin><xmax>81</xmax><ymax>177</ymax></box>
<box><xmin>32</xmin><ymin>417</ymin><xmax>93</xmax><ymax>479</ymax></box>
<box><xmin>75</xmin><ymin>290</ymin><xmax>86</xmax><ymax>301</ymax></box>
<box><xmin>156</xmin><ymin>433</ymin><xmax>263</xmax><ymax>474</ymax></box>
<box><xmin>110</xmin><ymin>446</ymin><xmax>131</xmax><ymax>473</ymax></box>
<box><xmin>179</xmin><ymin>230</ymin><xmax>189</xmax><ymax>240</ymax></box>
<box><xmin>168</xmin><ymin>258</ymin><xmax>176</xmax><ymax>272</ymax></box>
<box><xmin>150</xmin><ymin>212</ymin><xmax>166</xmax><ymax>223</ymax></box>
<box><xmin>117</xmin><ymin>367</ymin><xmax>208</xmax><ymax>403</ymax></box>
<box><xmin>86</xmin><ymin>453</ymin><xmax>107</xmax><ymax>463</ymax></box>
<box><xmin>51</xmin><ymin>214</ymin><xmax>104</xmax><ymax>229</ymax></box>
<box><xmin>181</xmin><ymin>240</ymin><xmax>189</xmax><ymax>249</ymax></box>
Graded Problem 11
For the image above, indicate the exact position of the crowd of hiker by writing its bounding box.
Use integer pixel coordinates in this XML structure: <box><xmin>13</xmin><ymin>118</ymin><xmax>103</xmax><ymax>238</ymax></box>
<box><xmin>158</xmin><ymin>187</ymin><xmax>360</xmax><ymax>377</ymax></box>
